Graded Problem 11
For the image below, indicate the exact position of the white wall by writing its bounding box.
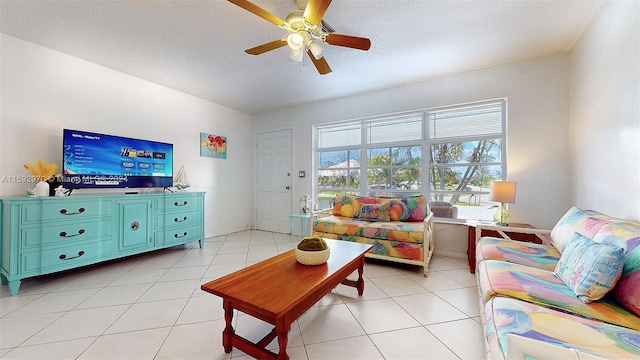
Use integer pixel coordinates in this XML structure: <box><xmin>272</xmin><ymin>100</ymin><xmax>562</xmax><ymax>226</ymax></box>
<box><xmin>253</xmin><ymin>55</ymin><xmax>573</xmax><ymax>256</ymax></box>
<box><xmin>254</xmin><ymin>54</ymin><xmax>573</xmax><ymax>232</ymax></box>
<box><xmin>0</xmin><ymin>34</ymin><xmax>255</xmax><ymax>237</ymax></box>
<box><xmin>569</xmin><ymin>0</ymin><xmax>640</xmax><ymax>222</ymax></box>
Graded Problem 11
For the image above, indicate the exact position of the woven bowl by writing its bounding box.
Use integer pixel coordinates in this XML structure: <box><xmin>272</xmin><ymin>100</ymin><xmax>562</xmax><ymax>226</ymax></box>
<box><xmin>295</xmin><ymin>247</ymin><xmax>330</xmax><ymax>265</ymax></box>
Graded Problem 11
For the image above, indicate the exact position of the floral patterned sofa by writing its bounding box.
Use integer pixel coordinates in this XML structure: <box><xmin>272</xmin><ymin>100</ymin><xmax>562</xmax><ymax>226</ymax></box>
<box><xmin>312</xmin><ymin>195</ymin><xmax>434</xmax><ymax>277</ymax></box>
<box><xmin>476</xmin><ymin>206</ymin><xmax>640</xmax><ymax>359</ymax></box>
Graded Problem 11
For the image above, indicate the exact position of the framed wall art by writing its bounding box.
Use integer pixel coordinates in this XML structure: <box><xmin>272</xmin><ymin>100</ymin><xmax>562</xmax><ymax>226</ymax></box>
<box><xmin>200</xmin><ymin>132</ymin><xmax>227</xmax><ymax>159</ymax></box>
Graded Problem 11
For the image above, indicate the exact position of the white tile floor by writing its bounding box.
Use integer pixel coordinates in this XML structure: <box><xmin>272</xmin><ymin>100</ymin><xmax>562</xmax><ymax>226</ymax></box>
<box><xmin>0</xmin><ymin>230</ymin><xmax>486</xmax><ymax>359</ymax></box>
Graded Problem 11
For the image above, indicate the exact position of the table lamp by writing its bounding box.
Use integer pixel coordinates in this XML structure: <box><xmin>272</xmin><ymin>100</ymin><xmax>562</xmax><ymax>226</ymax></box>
<box><xmin>490</xmin><ymin>180</ymin><xmax>516</xmax><ymax>225</ymax></box>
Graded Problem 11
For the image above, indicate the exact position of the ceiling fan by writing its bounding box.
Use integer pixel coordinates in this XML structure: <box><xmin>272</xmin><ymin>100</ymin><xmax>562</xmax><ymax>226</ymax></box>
<box><xmin>227</xmin><ymin>0</ymin><xmax>371</xmax><ymax>75</ymax></box>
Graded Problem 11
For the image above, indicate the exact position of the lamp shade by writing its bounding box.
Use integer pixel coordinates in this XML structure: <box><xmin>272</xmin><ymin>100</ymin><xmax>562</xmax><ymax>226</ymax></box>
<box><xmin>308</xmin><ymin>41</ymin><xmax>324</xmax><ymax>59</ymax></box>
<box><xmin>490</xmin><ymin>181</ymin><xmax>517</xmax><ymax>203</ymax></box>
<box><xmin>287</xmin><ymin>32</ymin><xmax>305</xmax><ymax>50</ymax></box>
<box><xmin>290</xmin><ymin>48</ymin><xmax>304</xmax><ymax>62</ymax></box>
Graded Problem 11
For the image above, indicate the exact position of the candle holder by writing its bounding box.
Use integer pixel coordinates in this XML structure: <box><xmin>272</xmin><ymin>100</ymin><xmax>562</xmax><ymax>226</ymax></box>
<box><xmin>300</xmin><ymin>194</ymin><xmax>311</xmax><ymax>214</ymax></box>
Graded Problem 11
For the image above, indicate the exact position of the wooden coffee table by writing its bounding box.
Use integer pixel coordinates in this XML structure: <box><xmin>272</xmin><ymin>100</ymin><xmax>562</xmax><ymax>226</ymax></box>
<box><xmin>200</xmin><ymin>239</ymin><xmax>372</xmax><ymax>360</ymax></box>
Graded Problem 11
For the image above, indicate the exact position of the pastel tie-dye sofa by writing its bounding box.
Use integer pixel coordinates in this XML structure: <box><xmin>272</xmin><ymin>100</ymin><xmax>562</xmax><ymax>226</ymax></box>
<box><xmin>312</xmin><ymin>195</ymin><xmax>434</xmax><ymax>276</ymax></box>
<box><xmin>475</xmin><ymin>207</ymin><xmax>640</xmax><ymax>359</ymax></box>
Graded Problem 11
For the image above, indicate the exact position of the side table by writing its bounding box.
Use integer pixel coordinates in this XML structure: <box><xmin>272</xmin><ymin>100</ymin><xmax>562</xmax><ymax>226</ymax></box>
<box><xmin>467</xmin><ymin>222</ymin><xmax>537</xmax><ymax>274</ymax></box>
<box><xmin>289</xmin><ymin>213</ymin><xmax>314</xmax><ymax>241</ymax></box>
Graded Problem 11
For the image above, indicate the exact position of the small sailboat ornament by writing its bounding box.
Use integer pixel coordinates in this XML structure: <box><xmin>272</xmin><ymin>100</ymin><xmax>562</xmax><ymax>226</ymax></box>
<box><xmin>173</xmin><ymin>165</ymin><xmax>191</xmax><ymax>191</ymax></box>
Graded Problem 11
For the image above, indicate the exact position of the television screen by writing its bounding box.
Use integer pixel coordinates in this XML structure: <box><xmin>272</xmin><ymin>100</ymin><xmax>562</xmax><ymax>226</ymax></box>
<box><xmin>62</xmin><ymin>129</ymin><xmax>173</xmax><ymax>189</ymax></box>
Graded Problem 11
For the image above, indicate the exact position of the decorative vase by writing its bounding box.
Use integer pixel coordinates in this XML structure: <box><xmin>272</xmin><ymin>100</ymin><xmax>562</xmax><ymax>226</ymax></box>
<box><xmin>493</xmin><ymin>203</ymin><xmax>511</xmax><ymax>225</ymax></box>
<box><xmin>35</xmin><ymin>181</ymin><xmax>50</xmax><ymax>197</ymax></box>
<box><xmin>48</xmin><ymin>178</ymin><xmax>62</xmax><ymax>196</ymax></box>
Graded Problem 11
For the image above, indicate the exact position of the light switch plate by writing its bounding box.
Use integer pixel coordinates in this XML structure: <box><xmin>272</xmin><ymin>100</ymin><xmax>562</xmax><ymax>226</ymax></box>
<box><xmin>298</xmin><ymin>171</ymin><xmax>305</xmax><ymax>178</ymax></box>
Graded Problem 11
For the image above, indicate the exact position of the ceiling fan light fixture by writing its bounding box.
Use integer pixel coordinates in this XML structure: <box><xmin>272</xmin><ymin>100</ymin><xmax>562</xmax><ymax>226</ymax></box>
<box><xmin>290</xmin><ymin>48</ymin><xmax>304</xmax><ymax>62</ymax></box>
<box><xmin>308</xmin><ymin>41</ymin><xmax>324</xmax><ymax>59</ymax></box>
<box><xmin>287</xmin><ymin>32</ymin><xmax>305</xmax><ymax>50</ymax></box>
<box><xmin>227</xmin><ymin>0</ymin><xmax>370</xmax><ymax>75</ymax></box>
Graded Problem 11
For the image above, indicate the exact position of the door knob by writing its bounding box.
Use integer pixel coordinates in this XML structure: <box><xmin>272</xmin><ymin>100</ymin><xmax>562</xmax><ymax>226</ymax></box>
<box><xmin>285</xmin><ymin>186</ymin><xmax>290</xmax><ymax>190</ymax></box>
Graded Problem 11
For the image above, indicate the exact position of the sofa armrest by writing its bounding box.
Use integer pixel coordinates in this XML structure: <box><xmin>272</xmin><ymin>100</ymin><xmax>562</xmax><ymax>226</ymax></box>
<box><xmin>475</xmin><ymin>224</ymin><xmax>552</xmax><ymax>246</ymax></box>
<box><xmin>422</xmin><ymin>212</ymin><xmax>435</xmax><ymax>276</ymax></box>
<box><xmin>313</xmin><ymin>208</ymin><xmax>333</xmax><ymax>219</ymax></box>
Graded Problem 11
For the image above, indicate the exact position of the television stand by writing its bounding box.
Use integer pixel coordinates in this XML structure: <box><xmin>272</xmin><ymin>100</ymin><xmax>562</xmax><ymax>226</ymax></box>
<box><xmin>0</xmin><ymin>192</ymin><xmax>205</xmax><ymax>295</ymax></box>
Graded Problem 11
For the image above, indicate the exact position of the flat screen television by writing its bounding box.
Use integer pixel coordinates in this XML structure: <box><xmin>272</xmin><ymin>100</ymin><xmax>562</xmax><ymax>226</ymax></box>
<box><xmin>62</xmin><ymin>129</ymin><xmax>173</xmax><ymax>189</ymax></box>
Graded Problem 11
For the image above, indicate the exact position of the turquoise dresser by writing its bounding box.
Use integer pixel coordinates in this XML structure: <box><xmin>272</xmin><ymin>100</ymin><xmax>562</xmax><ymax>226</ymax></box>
<box><xmin>0</xmin><ymin>192</ymin><xmax>205</xmax><ymax>295</ymax></box>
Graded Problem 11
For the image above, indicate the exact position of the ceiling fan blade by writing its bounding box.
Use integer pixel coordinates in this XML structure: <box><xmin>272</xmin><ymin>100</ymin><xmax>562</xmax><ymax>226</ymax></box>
<box><xmin>227</xmin><ymin>0</ymin><xmax>285</xmax><ymax>26</ymax></box>
<box><xmin>307</xmin><ymin>50</ymin><xmax>331</xmax><ymax>75</ymax></box>
<box><xmin>245</xmin><ymin>39</ymin><xmax>287</xmax><ymax>55</ymax></box>
<box><xmin>324</xmin><ymin>33</ymin><xmax>371</xmax><ymax>51</ymax></box>
<box><xmin>303</xmin><ymin>0</ymin><xmax>332</xmax><ymax>25</ymax></box>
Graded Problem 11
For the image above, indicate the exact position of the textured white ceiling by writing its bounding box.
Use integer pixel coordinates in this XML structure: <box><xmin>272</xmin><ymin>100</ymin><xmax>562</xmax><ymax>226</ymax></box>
<box><xmin>0</xmin><ymin>0</ymin><xmax>606</xmax><ymax>114</ymax></box>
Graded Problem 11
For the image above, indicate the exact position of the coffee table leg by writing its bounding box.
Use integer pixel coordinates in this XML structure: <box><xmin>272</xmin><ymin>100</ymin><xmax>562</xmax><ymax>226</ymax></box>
<box><xmin>356</xmin><ymin>256</ymin><xmax>365</xmax><ymax>296</ymax></box>
<box><xmin>222</xmin><ymin>300</ymin><xmax>234</xmax><ymax>353</ymax></box>
<box><xmin>276</xmin><ymin>316</ymin><xmax>290</xmax><ymax>360</ymax></box>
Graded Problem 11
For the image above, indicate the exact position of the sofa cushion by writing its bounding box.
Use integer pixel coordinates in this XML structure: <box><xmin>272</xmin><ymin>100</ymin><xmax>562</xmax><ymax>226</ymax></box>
<box><xmin>332</xmin><ymin>195</ymin><xmax>377</xmax><ymax>218</ymax></box>
<box><xmin>312</xmin><ymin>215</ymin><xmax>369</xmax><ymax>237</ymax></box>
<box><xmin>550</xmin><ymin>207</ymin><xmax>612</xmax><ymax>251</ymax></box>
<box><xmin>358</xmin><ymin>201</ymin><xmax>391</xmax><ymax>222</ymax></box>
<box><xmin>554</xmin><ymin>232</ymin><xmax>624</xmax><ymax>303</ymax></box>
<box><xmin>361</xmin><ymin>221</ymin><xmax>424</xmax><ymax>243</ymax></box>
<box><xmin>614</xmin><ymin>271</ymin><xmax>640</xmax><ymax>318</ymax></box>
<box><xmin>593</xmin><ymin>222</ymin><xmax>640</xmax><ymax>316</ymax></box>
<box><xmin>476</xmin><ymin>237</ymin><xmax>561</xmax><ymax>271</ymax></box>
<box><xmin>477</xmin><ymin>260</ymin><xmax>640</xmax><ymax>331</ymax></box>
<box><xmin>381</xmin><ymin>195</ymin><xmax>427</xmax><ymax>222</ymax></box>
<box><xmin>340</xmin><ymin>235</ymin><xmax>424</xmax><ymax>261</ymax></box>
<box><xmin>311</xmin><ymin>231</ymin><xmax>339</xmax><ymax>240</ymax></box>
<box><xmin>484</xmin><ymin>297</ymin><xmax>640</xmax><ymax>360</ymax></box>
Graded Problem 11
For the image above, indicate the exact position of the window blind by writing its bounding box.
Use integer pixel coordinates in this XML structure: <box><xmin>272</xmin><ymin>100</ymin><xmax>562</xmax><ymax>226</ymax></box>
<box><xmin>366</xmin><ymin>113</ymin><xmax>423</xmax><ymax>144</ymax></box>
<box><xmin>428</xmin><ymin>101</ymin><xmax>503</xmax><ymax>140</ymax></box>
<box><xmin>317</xmin><ymin>122</ymin><xmax>361</xmax><ymax>148</ymax></box>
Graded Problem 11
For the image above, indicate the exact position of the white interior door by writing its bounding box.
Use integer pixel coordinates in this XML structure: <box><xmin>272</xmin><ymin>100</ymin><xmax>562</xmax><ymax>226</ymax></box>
<box><xmin>256</xmin><ymin>129</ymin><xmax>292</xmax><ymax>233</ymax></box>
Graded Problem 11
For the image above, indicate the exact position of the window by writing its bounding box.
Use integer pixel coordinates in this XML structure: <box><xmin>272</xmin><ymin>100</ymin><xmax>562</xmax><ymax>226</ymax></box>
<box><xmin>367</xmin><ymin>146</ymin><xmax>422</xmax><ymax>193</ymax></box>
<box><xmin>315</xmin><ymin>99</ymin><xmax>507</xmax><ymax>220</ymax></box>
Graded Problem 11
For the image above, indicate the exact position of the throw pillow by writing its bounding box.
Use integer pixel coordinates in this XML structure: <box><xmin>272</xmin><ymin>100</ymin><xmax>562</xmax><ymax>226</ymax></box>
<box><xmin>554</xmin><ymin>232</ymin><xmax>625</xmax><ymax>303</ymax></box>
<box><xmin>332</xmin><ymin>195</ymin><xmax>361</xmax><ymax>218</ymax></box>
<box><xmin>550</xmin><ymin>207</ymin><xmax>610</xmax><ymax>251</ymax></box>
<box><xmin>592</xmin><ymin>222</ymin><xmax>640</xmax><ymax>316</ymax></box>
<box><xmin>358</xmin><ymin>202</ymin><xmax>391</xmax><ymax>222</ymax></box>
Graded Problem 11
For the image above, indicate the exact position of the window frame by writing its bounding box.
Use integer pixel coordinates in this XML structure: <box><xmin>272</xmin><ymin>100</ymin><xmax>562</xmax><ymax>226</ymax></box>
<box><xmin>314</xmin><ymin>99</ymin><xmax>507</xmax><ymax>220</ymax></box>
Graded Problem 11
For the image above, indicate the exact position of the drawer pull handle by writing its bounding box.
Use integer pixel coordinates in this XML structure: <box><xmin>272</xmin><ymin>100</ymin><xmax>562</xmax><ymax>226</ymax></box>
<box><xmin>59</xmin><ymin>229</ymin><xmax>86</xmax><ymax>238</ymax></box>
<box><xmin>174</xmin><ymin>216</ymin><xmax>188</xmax><ymax>223</ymax></box>
<box><xmin>60</xmin><ymin>208</ymin><xmax>85</xmax><ymax>215</ymax></box>
<box><xmin>59</xmin><ymin>251</ymin><xmax>85</xmax><ymax>260</ymax></box>
<box><xmin>174</xmin><ymin>232</ymin><xmax>188</xmax><ymax>238</ymax></box>
<box><xmin>131</xmin><ymin>221</ymin><xmax>140</xmax><ymax>231</ymax></box>
<box><xmin>174</xmin><ymin>201</ymin><xmax>188</xmax><ymax>207</ymax></box>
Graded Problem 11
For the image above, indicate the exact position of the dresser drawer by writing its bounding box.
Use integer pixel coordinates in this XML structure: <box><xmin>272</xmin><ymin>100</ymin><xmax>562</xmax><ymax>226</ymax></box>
<box><xmin>154</xmin><ymin>210</ymin><xmax>201</xmax><ymax>229</ymax></box>
<box><xmin>21</xmin><ymin>220</ymin><xmax>113</xmax><ymax>250</ymax></box>
<box><xmin>155</xmin><ymin>225</ymin><xmax>202</xmax><ymax>247</ymax></box>
<box><xmin>20</xmin><ymin>241</ymin><xmax>112</xmax><ymax>274</ymax></box>
<box><xmin>155</xmin><ymin>195</ymin><xmax>202</xmax><ymax>212</ymax></box>
<box><xmin>21</xmin><ymin>200</ymin><xmax>113</xmax><ymax>224</ymax></box>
